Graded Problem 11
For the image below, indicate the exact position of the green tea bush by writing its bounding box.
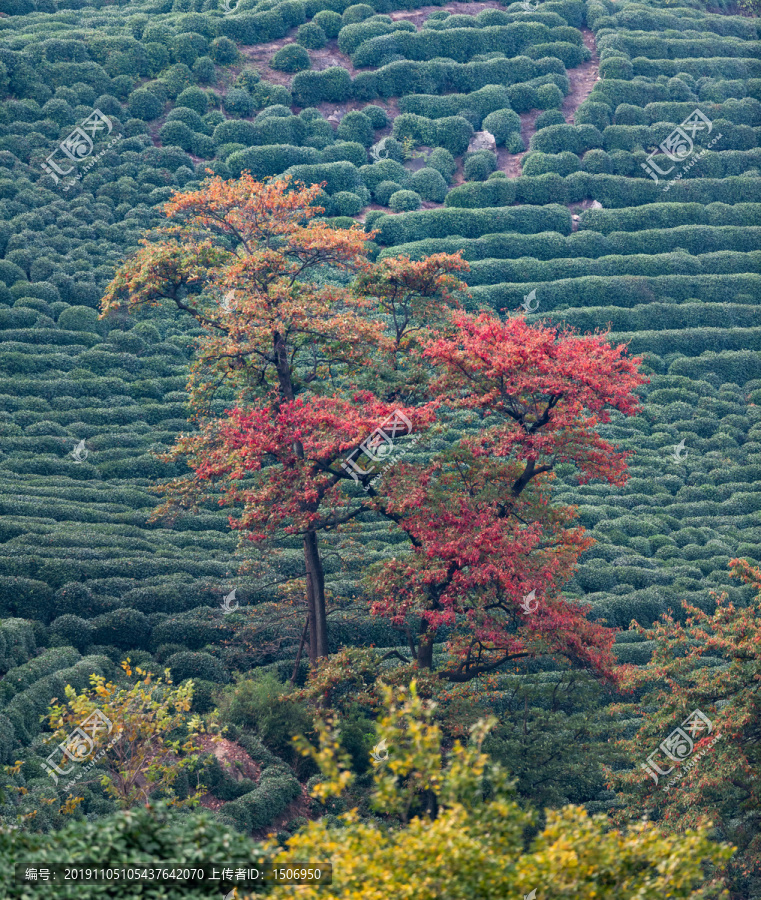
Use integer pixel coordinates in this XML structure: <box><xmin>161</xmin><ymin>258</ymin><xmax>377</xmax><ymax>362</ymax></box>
<box><xmin>271</xmin><ymin>44</ymin><xmax>311</xmax><ymax>72</ymax></box>
<box><xmin>342</xmin><ymin>3</ymin><xmax>374</xmax><ymax>24</ymax></box>
<box><xmin>315</xmin><ymin>141</ymin><xmax>360</xmax><ymax>166</ymax></box>
<box><xmin>464</xmin><ymin>150</ymin><xmax>497</xmax><ymax>181</ymax></box>
<box><xmin>359</xmin><ymin>158</ymin><xmax>409</xmax><ymax>191</ymax></box>
<box><xmin>522</xmin><ymin>150</ymin><xmax>580</xmax><ymax>176</ymax></box>
<box><xmin>529</xmin><ymin>123</ymin><xmax>604</xmax><ymax>154</ymax></box>
<box><xmin>92</xmin><ymin>608</ymin><xmax>151</xmax><ymax>650</ymax></box>
<box><xmin>166</xmin><ymin>650</ymin><xmax>229</xmax><ymax>683</ymax></box>
<box><xmin>481</xmin><ymin>108</ymin><xmax>520</xmax><ymax>145</ymax></box>
<box><xmin>329</xmin><ymin>190</ymin><xmax>364</xmax><ymax>215</ymax></box>
<box><xmin>314</xmin><ymin>9</ymin><xmax>342</xmax><ymax>38</ymax></box>
<box><xmin>0</xmin><ymin>646</ymin><xmax>80</xmax><ymax>703</ymax></box>
<box><xmin>363</xmin><ymin>104</ymin><xmax>388</xmax><ymax>129</ymax></box>
<box><xmin>351</xmin><ymin>23</ymin><xmax>575</xmax><ymax>67</ymax></box>
<box><xmin>374</xmin><ymin>179</ymin><xmax>402</xmax><ymax>204</ymax></box>
<box><xmin>389</xmin><ymin>189</ymin><xmax>422</xmax><ymax>211</ymax></box>
<box><xmin>372</xmin><ymin>203</ymin><xmax>571</xmax><ymax>245</ymax></box>
<box><xmin>220</xmin><ymin>672</ymin><xmax>313</xmax><ymax>760</ymax></box>
<box><xmin>127</xmin><ymin>87</ymin><xmax>164</xmax><ymax>120</ymax></box>
<box><xmin>193</xmin><ymin>56</ymin><xmax>216</xmax><ymax>84</ymax></box>
<box><xmin>285</xmin><ymin>160</ymin><xmax>363</xmax><ymax>194</ymax></box>
<box><xmin>223</xmin><ymin>88</ymin><xmax>255</xmax><ymax>118</ymax></box>
<box><xmin>175</xmin><ymin>86</ymin><xmax>209</xmax><ymax>114</ymax></box>
<box><xmin>291</xmin><ymin>66</ymin><xmax>352</xmax><ymax>106</ymax></box>
<box><xmin>226</xmin><ymin>145</ymin><xmax>319</xmax><ymax>178</ymax></box>
<box><xmin>337</xmin><ymin>110</ymin><xmax>374</xmax><ymax>146</ymax></box>
<box><xmin>351</xmin><ymin>56</ymin><xmax>558</xmax><ymax>102</ymax></box>
<box><xmin>408</xmin><ymin>166</ymin><xmax>448</xmax><ymax>201</ymax></box>
<box><xmin>50</xmin><ymin>615</ymin><xmax>93</xmax><ymax>653</ymax></box>
<box><xmin>297</xmin><ymin>22</ymin><xmax>328</xmax><ymax>49</ymax></box>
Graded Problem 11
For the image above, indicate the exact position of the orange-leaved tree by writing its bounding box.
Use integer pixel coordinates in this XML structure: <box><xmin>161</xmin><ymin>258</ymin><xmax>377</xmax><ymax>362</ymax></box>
<box><xmin>607</xmin><ymin>559</ymin><xmax>761</xmax><ymax>895</ymax></box>
<box><xmin>101</xmin><ymin>174</ymin><xmax>466</xmax><ymax>665</ymax></box>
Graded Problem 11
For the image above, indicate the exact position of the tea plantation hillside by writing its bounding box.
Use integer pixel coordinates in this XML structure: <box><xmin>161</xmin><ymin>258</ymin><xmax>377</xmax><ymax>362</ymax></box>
<box><xmin>0</xmin><ymin>0</ymin><xmax>760</xmax><ymax>893</ymax></box>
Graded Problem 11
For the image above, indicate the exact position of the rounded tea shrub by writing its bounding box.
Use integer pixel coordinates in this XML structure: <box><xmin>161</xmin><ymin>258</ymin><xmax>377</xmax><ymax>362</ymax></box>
<box><xmin>314</xmin><ymin>9</ymin><xmax>342</xmax><ymax>38</ymax></box>
<box><xmin>342</xmin><ymin>3</ymin><xmax>374</xmax><ymax>24</ymax></box>
<box><xmin>330</xmin><ymin>190</ymin><xmax>364</xmax><ymax>215</ymax></box>
<box><xmin>427</xmin><ymin>147</ymin><xmax>456</xmax><ymax>182</ymax></box>
<box><xmin>166</xmin><ymin>651</ymin><xmax>229</xmax><ymax>683</ymax></box>
<box><xmin>389</xmin><ymin>189</ymin><xmax>421</xmax><ymax>211</ymax></box>
<box><xmin>223</xmin><ymin>89</ymin><xmax>254</xmax><ymax>118</ymax></box>
<box><xmin>481</xmin><ymin>108</ymin><xmax>520</xmax><ymax>146</ymax></box>
<box><xmin>127</xmin><ymin>88</ymin><xmax>163</xmax><ymax>120</ymax></box>
<box><xmin>337</xmin><ymin>110</ymin><xmax>373</xmax><ymax>147</ymax></box>
<box><xmin>297</xmin><ymin>23</ymin><xmax>327</xmax><ymax>49</ymax></box>
<box><xmin>534</xmin><ymin>109</ymin><xmax>566</xmax><ymax>130</ymax></box>
<box><xmin>175</xmin><ymin>86</ymin><xmax>209</xmax><ymax>114</ymax></box>
<box><xmin>211</xmin><ymin>36</ymin><xmax>238</xmax><ymax>65</ymax></box>
<box><xmin>363</xmin><ymin>105</ymin><xmax>388</xmax><ymax>129</ymax></box>
<box><xmin>272</xmin><ymin>44</ymin><xmax>311</xmax><ymax>73</ymax></box>
<box><xmin>409</xmin><ymin>166</ymin><xmax>448</xmax><ymax>202</ymax></box>
<box><xmin>57</xmin><ymin>305</ymin><xmax>99</xmax><ymax>332</ymax></box>
<box><xmin>464</xmin><ymin>150</ymin><xmax>497</xmax><ymax>181</ymax></box>
<box><xmin>374</xmin><ymin>179</ymin><xmax>402</xmax><ymax>205</ymax></box>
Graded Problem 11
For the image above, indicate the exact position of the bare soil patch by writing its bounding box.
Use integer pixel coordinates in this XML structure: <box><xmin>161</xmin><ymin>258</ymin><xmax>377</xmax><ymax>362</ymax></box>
<box><xmin>389</xmin><ymin>1</ymin><xmax>503</xmax><ymax>26</ymax></box>
<box><xmin>498</xmin><ymin>27</ymin><xmax>600</xmax><ymax>178</ymax></box>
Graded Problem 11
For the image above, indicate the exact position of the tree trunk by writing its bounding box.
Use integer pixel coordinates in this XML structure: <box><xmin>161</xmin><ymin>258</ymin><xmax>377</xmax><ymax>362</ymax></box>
<box><xmin>416</xmin><ymin>627</ymin><xmax>435</xmax><ymax>669</ymax></box>
<box><xmin>274</xmin><ymin>331</ymin><xmax>330</xmax><ymax>666</ymax></box>
<box><xmin>304</xmin><ymin>530</ymin><xmax>328</xmax><ymax>662</ymax></box>
<box><xmin>291</xmin><ymin>614</ymin><xmax>310</xmax><ymax>684</ymax></box>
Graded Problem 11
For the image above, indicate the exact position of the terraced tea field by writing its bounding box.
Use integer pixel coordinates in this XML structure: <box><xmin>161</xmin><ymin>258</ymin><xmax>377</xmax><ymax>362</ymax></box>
<box><xmin>0</xmin><ymin>0</ymin><xmax>760</xmax><ymax>888</ymax></box>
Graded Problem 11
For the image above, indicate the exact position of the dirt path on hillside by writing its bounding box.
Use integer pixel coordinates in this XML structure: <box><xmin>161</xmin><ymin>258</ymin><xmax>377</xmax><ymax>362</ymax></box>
<box><xmin>389</xmin><ymin>0</ymin><xmax>503</xmax><ymax>25</ymax></box>
<box><xmin>498</xmin><ymin>27</ymin><xmax>600</xmax><ymax>177</ymax></box>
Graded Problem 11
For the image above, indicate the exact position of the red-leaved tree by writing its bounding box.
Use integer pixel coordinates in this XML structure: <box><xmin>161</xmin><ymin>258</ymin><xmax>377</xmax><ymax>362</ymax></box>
<box><xmin>366</xmin><ymin>312</ymin><xmax>647</xmax><ymax>681</ymax></box>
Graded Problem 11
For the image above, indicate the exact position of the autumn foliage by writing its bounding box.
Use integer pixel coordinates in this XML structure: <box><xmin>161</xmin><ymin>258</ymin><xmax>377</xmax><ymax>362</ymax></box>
<box><xmin>608</xmin><ymin>559</ymin><xmax>761</xmax><ymax>892</ymax></box>
<box><xmin>103</xmin><ymin>173</ymin><xmax>645</xmax><ymax>684</ymax></box>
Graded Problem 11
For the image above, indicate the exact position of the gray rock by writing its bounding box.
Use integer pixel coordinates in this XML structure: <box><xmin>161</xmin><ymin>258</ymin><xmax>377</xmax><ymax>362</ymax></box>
<box><xmin>467</xmin><ymin>130</ymin><xmax>497</xmax><ymax>153</ymax></box>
